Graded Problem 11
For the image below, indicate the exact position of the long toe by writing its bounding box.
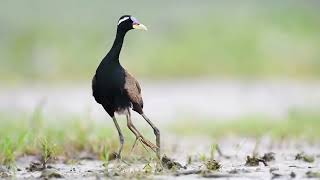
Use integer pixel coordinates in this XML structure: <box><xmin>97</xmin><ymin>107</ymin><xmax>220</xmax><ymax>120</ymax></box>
<box><xmin>139</xmin><ymin>137</ymin><xmax>158</xmax><ymax>153</ymax></box>
<box><xmin>130</xmin><ymin>136</ymin><xmax>142</xmax><ymax>152</ymax></box>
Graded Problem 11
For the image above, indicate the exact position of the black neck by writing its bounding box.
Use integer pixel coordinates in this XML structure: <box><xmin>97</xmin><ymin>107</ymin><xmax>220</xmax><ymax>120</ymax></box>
<box><xmin>106</xmin><ymin>29</ymin><xmax>127</xmax><ymax>61</ymax></box>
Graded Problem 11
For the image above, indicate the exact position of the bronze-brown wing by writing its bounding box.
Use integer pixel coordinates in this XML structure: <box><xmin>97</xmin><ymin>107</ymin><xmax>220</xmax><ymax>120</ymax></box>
<box><xmin>124</xmin><ymin>70</ymin><xmax>144</xmax><ymax>113</ymax></box>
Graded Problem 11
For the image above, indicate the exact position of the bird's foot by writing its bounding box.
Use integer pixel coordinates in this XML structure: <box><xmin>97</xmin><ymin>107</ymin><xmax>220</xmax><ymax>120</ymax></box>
<box><xmin>107</xmin><ymin>151</ymin><xmax>121</xmax><ymax>161</ymax></box>
<box><xmin>112</xmin><ymin>153</ymin><xmax>130</xmax><ymax>166</ymax></box>
<box><xmin>139</xmin><ymin>137</ymin><xmax>158</xmax><ymax>153</ymax></box>
<box><xmin>115</xmin><ymin>153</ymin><xmax>121</xmax><ymax>160</ymax></box>
<box><xmin>131</xmin><ymin>135</ymin><xmax>160</xmax><ymax>158</ymax></box>
<box><xmin>130</xmin><ymin>136</ymin><xmax>142</xmax><ymax>153</ymax></box>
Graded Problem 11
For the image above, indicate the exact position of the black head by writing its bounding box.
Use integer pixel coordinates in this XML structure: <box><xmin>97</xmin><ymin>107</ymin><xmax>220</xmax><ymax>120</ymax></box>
<box><xmin>117</xmin><ymin>15</ymin><xmax>147</xmax><ymax>32</ymax></box>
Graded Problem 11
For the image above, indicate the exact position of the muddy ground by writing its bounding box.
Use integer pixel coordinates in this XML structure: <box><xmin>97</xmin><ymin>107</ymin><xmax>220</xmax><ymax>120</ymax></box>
<box><xmin>2</xmin><ymin>136</ymin><xmax>319</xmax><ymax>179</ymax></box>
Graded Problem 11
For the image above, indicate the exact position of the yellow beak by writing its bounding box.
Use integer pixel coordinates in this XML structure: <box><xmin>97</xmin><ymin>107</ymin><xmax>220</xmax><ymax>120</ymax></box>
<box><xmin>133</xmin><ymin>24</ymin><xmax>148</xmax><ymax>31</ymax></box>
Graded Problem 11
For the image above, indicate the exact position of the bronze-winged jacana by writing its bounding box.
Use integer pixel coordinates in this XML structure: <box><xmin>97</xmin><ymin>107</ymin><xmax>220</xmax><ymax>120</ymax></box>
<box><xmin>92</xmin><ymin>15</ymin><xmax>160</xmax><ymax>159</ymax></box>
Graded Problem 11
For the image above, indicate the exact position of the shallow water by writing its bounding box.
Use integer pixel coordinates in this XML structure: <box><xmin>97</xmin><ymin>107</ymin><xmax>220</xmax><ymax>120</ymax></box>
<box><xmin>1</xmin><ymin>80</ymin><xmax>319</xmax><ymax>124</ymax></box>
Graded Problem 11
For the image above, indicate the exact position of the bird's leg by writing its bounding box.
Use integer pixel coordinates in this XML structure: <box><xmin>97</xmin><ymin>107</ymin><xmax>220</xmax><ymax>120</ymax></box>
<box><xmin>126</xmin><ymin>112</ymin><xmax>158</xmax><ymax>153</ymax></box>
<box><xmin>126</xmin><ymin>113</ymin><xmax>141</xmax><ymax>152</ymax></box>
<box><xmin>112</xmin><ymin>116</ymin><xmax>124</xmax><ymax>159</ymax></box>
<box><xmin>141</xmin><ymin>113</ymin><xmax>161</xmax><ymax>159</ymax></box>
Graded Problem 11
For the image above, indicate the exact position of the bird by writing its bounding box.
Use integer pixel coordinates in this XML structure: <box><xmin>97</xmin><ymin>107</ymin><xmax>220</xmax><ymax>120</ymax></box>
<box><xmin>92</xmin><ymin>15</ymin><xmax>160</xmax><ymax>159</ymax></box>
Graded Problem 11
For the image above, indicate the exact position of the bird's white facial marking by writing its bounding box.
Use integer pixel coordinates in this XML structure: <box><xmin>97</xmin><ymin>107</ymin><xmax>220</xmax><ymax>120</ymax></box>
<box><xmin>118</xmin><ymin>17</ymin><xmax>129</xmax><ymax>25</ymax></box>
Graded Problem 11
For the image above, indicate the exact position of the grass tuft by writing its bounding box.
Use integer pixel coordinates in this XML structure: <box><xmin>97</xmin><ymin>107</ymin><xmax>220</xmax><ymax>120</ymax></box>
<box><xmin>40</xmin><ymin>138</ymin><xmax>56</xmax><ymax>168</ymax></box>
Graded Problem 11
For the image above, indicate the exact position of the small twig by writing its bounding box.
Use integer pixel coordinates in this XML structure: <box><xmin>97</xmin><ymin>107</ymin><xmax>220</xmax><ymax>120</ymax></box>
<box><xmin>258</xmin><ymin>158</ymin><xmax>268</xmax><ymax>166</ymax></box>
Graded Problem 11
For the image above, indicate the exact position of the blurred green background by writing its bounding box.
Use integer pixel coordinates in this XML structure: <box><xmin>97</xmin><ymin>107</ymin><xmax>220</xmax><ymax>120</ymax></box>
<box><xmin>1</xmin><ymin>0</ymin><xmax>320</xmax><ymax>83</ymax></box>
<box><xmin>1</xmin><ymin>1</ymin><xmax>320</xmax><ymax>165</ymax></box>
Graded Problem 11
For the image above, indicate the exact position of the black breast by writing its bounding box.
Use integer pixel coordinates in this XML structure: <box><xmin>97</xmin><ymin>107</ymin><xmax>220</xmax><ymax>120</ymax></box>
<box><xmin>92</xmin><ymin>61</ymin><xmax>132</xmax><ymax>114</ymax></box>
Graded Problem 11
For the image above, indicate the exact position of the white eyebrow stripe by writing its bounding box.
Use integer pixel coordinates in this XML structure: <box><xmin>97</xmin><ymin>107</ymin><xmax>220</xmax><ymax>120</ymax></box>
<box><xmin>118</xmin><ymin>17</ymin><xmax>129</xmax><ymax>25</ymax></box>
